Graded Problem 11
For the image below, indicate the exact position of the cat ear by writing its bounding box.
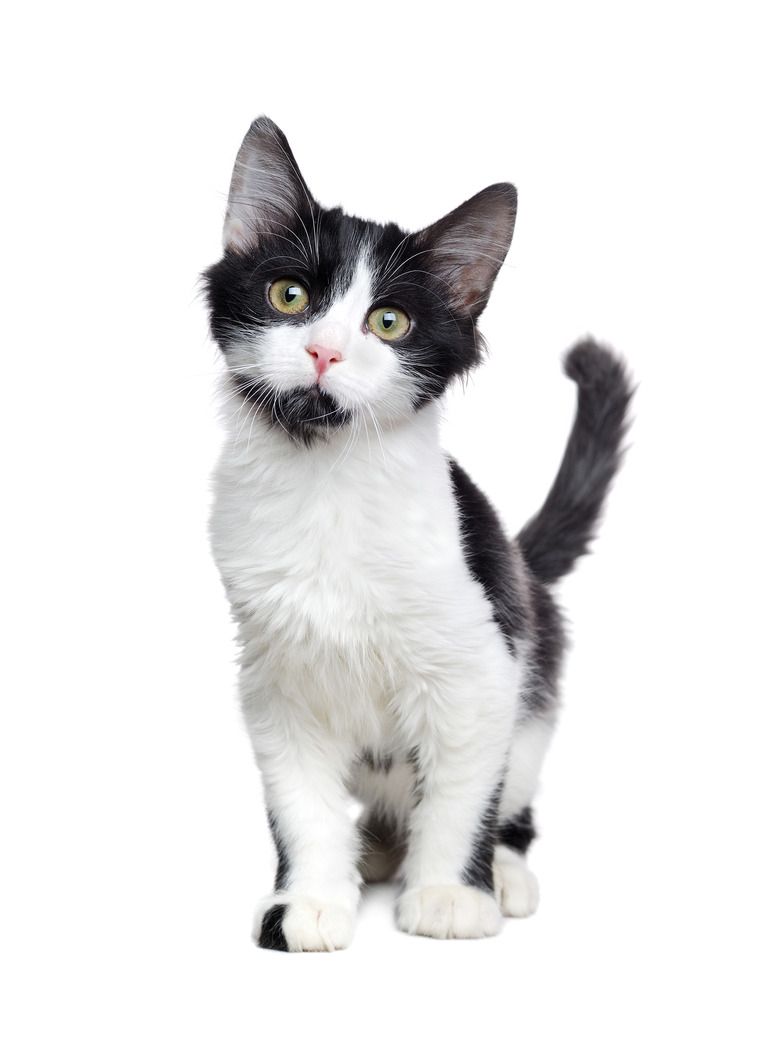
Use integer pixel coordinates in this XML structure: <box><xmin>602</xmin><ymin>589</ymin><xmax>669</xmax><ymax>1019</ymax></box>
<box><xmin>222</xmin><ymin>116</ymin><xmax>316</xmax><ymax>253</ymax></box>
<box><xmin>414</xmin><ymin>183</ymin><xmax>517</xmax><ymax>320</ymax></box>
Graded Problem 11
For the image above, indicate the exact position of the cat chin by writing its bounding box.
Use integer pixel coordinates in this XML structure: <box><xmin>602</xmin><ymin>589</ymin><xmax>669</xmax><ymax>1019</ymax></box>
<box><xmin>236</xmin><ymin>378</ymin><xmax>353</xmax><ymax>442</ymax></box>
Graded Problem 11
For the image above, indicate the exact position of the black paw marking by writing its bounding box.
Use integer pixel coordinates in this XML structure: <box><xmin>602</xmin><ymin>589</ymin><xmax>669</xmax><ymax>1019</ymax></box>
<box><xmin>257</xmin><ymin>904</ymin><xmax>289</xmax><ymax>951</ymax></box>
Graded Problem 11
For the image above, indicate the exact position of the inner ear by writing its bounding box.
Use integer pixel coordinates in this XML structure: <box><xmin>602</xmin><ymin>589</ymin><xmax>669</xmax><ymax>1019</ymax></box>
<box><xmin>413</xmin><ymin>183</ymin><xmax>517</xmax><ymax>320</ymax></box>
<box><xmin>222</xmin><ymin>116</ymin><xmax>317</xmax><ymax>253</ymax></box>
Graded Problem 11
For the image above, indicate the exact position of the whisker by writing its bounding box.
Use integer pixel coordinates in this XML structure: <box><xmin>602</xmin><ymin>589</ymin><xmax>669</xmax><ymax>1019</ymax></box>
<box><xmin>363</xmin><ymin>403</ymin><xmax>388</xmax><ymax>472</ymax></box>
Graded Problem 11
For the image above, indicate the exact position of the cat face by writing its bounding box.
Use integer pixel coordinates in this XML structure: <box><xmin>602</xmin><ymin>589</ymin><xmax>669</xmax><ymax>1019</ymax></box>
<box><xmin>204</xmin><ymin>117</ymin><xmax>517</xmax><ymax>442</ymax></box>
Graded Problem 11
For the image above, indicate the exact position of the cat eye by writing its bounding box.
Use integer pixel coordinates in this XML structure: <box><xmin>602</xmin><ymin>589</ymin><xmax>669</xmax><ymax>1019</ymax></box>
<box><xmin>366</xmin><ymin>307</ymin><xmax>411</xmax><ymax>341</ymax></box>
<box><xmin>268</xmin><ymin>278</ymin><xmax>310</xmax><ymax>315</ymax></box>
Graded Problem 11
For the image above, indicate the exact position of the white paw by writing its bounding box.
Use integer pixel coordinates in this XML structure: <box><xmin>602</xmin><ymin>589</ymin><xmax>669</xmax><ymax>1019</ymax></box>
<box><xmin>493</xmin><ymin>845</ymin><xmax>540</xmax><ymax>918</ymax></box>
<box><xmin>253</xmin><ymin>894</ymin><xmax>356</xmax><ymax>952</ymax></box>
<box><xmin>396</xmin><ymin>885</ymin><xmax>503</xmax><ymax>939</ymax></box>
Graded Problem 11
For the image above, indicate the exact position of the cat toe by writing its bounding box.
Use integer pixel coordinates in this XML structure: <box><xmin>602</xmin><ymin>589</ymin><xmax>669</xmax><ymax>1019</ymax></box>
<box><xmin>396</xmin><ymin>885</ymin><xmax>502</xmax><ymax>940</ymax></box>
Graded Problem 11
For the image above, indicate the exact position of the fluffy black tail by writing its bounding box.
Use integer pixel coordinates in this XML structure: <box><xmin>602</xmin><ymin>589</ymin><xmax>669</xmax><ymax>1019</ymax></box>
<box><xmin>518</xmin><ymin>340</ymin><xmax>633</xmax><ymax>584</ymax></box>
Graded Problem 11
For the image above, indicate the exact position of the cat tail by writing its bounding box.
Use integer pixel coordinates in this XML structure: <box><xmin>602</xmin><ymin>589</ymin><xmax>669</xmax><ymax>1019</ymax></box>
<box><xmin>518</xmin><ymin>339</ymin><xmax>633</xmax><ymax>584</ymax></box>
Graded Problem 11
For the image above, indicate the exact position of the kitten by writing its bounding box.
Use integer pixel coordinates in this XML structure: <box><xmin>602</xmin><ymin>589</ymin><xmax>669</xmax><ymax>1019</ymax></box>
<box><xmin>204</xmin><ymin>116</ymin><xmax>631</xmax><ymax>951</ymax></box>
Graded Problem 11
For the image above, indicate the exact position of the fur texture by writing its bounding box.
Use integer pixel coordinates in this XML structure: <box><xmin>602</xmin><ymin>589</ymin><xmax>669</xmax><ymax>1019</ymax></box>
<box><xmin>204</xmin><ymin>117</ymin><xmax>632</xmax><ymax>950</ymax></box>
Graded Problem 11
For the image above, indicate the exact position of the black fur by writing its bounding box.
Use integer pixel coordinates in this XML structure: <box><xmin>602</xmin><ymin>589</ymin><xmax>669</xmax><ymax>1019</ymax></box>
<box><xmin>233</xmin><ymin>377</ymin><xmax>352</xmax><ymax>444</ymax></box>
<box><xmin>462</xmin><ymin>788</ymin><xmax>501</xmax><ymax>893</ymax></box>
<box><xmin>449</xmin><ymin>458</ymin><xmax>530</xmax><ymax>653</ymax></box>
<box><xmin>202</xmin><ymin>117</ymin><xmax>517</xmax><ymax>442</ymax></box>
<box><xmin>258</xmin><ymin>904</ymin><xmax>289</xmax><ymax>951</ymax></box>
<box><xmin>267</xmin><ymin>814</ymin><xmax>291</xmax><ymax>891</ymax></box>
<box><xmin>361</xmin><ymin>749</ymin><xmax>394</xmax><ymax>774</ymax></box>
<box><xmin>498</xmin><ymin>807</ymin><xmax>536</xmax><ymax>855</ymax></box>
<box><xmin>524</xmin><ymin>579</ymin><xmax>566</xmax><ymax>712</ymax></box>
<box><xmin>203</xmin><ymin>211</ymin><xmax>488</xmax><ymax>425</ymax></box>
<box><xmin>519</xmin><ymin>340</ymin><xmax>633</xmax><ymax>584</ymax></box>
<box><xmin>207</xmin><ymin>117</ymin><xmax>632</xmax><ymax>948</ymax></box>
<box><xmin>449</xmin><ymin>456</ymin><xmax>566</xmax><ymax>712</ymax></box>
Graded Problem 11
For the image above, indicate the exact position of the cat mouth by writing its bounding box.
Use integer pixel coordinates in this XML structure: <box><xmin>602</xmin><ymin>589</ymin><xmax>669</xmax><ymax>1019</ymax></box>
<box><xmin>235</xmin><ymin>376</ymin><xmax>352</xmax><ymax>440</ymax></box>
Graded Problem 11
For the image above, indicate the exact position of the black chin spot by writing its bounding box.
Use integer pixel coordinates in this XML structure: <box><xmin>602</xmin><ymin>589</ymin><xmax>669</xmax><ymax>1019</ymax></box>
<box><xmin>234</xmin><ymin>376</ymin><xmax>352</xmax><ymax>444</ymax></box>
<box><xmin>271</xmin><ymin>386</ymin><xmax>351</xmax><ymax>433</ymax></box>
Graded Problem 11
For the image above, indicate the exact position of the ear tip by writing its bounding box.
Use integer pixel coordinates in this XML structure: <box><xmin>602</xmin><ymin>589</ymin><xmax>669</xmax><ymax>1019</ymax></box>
<box><xmin>242</xmin><ymin>115</ymin><xmax>286</xmax><ymax>151</ymax></box>
<box><xmin>235</xmin><ymin>115</ymin><xmax>296</xmax><ymax>173</ymax></box>
<box><xmin>248</xmin><ymin>114</ymin><xmax>279</xmax><ymax>133</ymax></box>
<box><xmin>485</xmin><ymin>182</ymin><xmax>518</xmax><ymax>210</ymax></box>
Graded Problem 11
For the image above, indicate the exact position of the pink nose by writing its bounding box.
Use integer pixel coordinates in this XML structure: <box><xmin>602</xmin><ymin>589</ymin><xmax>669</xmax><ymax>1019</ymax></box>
<box><xmin>307</xmin><ymin>344</ymin><xmax>343</xmax><ymax>379</ymax></box>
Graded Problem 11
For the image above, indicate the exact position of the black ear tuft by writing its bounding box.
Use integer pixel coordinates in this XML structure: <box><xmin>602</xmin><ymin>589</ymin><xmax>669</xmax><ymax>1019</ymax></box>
<box><xmin>412</xmin><ymin>183</ymin><xmax>517</xmax><ymax>320</ymax></box>
<box><xmin>222</xmin><ymin>116</ymin><xmax>316</xmax><ymax>253</ymax></box>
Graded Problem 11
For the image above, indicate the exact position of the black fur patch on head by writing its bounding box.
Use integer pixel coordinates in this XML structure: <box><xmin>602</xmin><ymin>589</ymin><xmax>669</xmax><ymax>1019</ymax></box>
<box><xmin>367</xmin><ymin>225</ymin><xmax>485</xmax><ymax>405</ymax></box>
<box><xmin>203</xmin><ymin>206</ymin><xmax>368</xmax><ymax>355</ymax></box>
<box><xmin>204</xmin><ymin>117</ymin><xmax>516</xmax><ymax>442</ymax></box>
<box><xmin>201</xmin><ymin>117</ymin><xmax>516</xmax><ymax>440</ymax></box>
<box><xmin>203</xmin><ymin>206</ymin><xmax>486</xmax><ymax>423</ymax></box>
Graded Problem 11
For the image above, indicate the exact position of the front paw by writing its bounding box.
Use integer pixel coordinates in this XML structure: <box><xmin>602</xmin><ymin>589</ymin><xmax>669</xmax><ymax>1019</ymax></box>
<box><xmin>253</xmin><ymin>894</ymin><xmax>356</xmax><ymax>952</ymax></box>
<box><xmin>396</xmin><ymin>885</ymin><xmax>502</xmax><ymax>940</ymax></box>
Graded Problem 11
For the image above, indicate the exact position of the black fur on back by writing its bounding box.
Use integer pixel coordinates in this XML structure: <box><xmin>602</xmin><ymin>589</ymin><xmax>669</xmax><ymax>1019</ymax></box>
<box><xmin>519</xmin><ymin>340</ymin><xmax>633</xmax><ymax>585</ymax></box>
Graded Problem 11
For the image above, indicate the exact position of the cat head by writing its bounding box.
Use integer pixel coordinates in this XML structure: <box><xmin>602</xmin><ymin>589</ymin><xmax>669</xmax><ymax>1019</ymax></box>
<box><xmin>204</xmin><ymin>116</ymin><xmax>516</xmax><ymax>443</ymax></box>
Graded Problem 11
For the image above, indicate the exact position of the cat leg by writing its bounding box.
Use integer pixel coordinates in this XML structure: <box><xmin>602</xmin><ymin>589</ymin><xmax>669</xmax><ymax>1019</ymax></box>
<box><xmin>395</xmin><ymin>670</ymin><xmax>515</xmax><ymax>940</ymax></box>
<box><xmin>395</xmin><ymin>751</ymin><xmax>505</xmax><ymax>939</ymax></box>
<box><xmin>244</xmin><ymin>702</ymin><xmax>361</xmax><ymax>952</ymax></box>
<box><xmin>494</xmin><ymin>714</ymin><xmax>554</xmax><ymax>917</ymax></box>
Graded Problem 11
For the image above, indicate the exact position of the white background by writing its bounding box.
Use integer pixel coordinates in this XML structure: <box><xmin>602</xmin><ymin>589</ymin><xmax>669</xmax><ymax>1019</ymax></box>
<box><xmin>3</xmin><ymin>2</ymin><xmax>778</xmax><ymax>1041</ymax></box>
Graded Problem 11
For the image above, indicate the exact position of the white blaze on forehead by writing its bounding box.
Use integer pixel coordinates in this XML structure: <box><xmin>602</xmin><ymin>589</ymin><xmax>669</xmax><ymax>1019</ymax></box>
<box><xmin>309</xmin><ymin>254</ymin><xmax>375</xmax><ymax>343</ymax></box>
<box><xmin>226</xmin><ymin>246</ymin><xmax>418</xmax><ymax>426</ymax></box>
<box><xmin>297</xmin><ymin>250</ymin><xmax>416</xmax><ymax>423</ymax></box>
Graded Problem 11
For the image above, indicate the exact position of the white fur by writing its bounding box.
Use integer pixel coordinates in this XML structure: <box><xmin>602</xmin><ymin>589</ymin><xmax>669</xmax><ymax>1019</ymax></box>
<box><xmin>493</xmin><ymin>845</ymin><xmax>540</xmax><ymax>917</ymax></box>
<box><xmin>211</xmin><ymin>262</ymin><xmax>530</xmax><ymax>946</ymax></box>
<box><xmin>252</xmin><ymin>894</ymin><xmax>355</xmax><ymax>953</ymax></box>
<box><xmin>499</xmin><ymin>713</ymin><xmax>555</xmax><ymax>819</ymax></box>
<box><xmin>396</xmin><ymin>885</ymin><xmax>503</xmax><ymax>940</ymax></box>
<box><xmin>222</xmin><ymin>256</ymin><xmax>418</xmax><ymax>430</ymax></box>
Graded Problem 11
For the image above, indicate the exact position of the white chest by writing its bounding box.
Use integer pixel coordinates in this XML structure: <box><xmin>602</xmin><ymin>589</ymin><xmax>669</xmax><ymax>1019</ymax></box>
<box><xmin>210</xmin><ymin>414</ymin><xmax>492</xmax><ymax>696</ymax></box>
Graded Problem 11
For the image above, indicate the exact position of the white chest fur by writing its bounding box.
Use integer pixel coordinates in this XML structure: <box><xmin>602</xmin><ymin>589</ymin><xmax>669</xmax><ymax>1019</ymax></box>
<box><xmin>210</xmin><ymin>402</ymin><xmax>512</xmax><ymax>743</ymax></box>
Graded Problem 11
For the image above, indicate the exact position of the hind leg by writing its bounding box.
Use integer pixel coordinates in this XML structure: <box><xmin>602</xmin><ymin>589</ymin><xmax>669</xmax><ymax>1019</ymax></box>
<box><xmin>494</xmin><ymin>715</ymin><xmax>554</xmax><ymax>917</ymax></box>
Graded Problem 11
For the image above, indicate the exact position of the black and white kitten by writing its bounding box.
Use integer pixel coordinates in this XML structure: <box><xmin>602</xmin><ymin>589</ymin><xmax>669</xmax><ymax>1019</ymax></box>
<box><xmin>204</xmin><ymin>117</ymin><xmax>631</xmax><ymax>951</ymax></box>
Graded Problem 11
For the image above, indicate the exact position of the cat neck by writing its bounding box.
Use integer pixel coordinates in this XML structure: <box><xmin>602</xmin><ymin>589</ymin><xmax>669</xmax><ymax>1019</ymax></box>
<box><xmin>219</xmin><ymin>388</ymin><xmax>447</xmax><ymax>478</ymax></box>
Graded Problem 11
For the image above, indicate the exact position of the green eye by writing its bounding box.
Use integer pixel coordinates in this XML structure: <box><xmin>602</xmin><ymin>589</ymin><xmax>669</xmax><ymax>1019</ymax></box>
<box><xmin>367</xmin><ymin>306</ymin><xmax>410</xmax><ymax>341</ymax></box>
<box><xmin>268</xmin><ymin>278</ymin><xmax>310</xmax><ymax>315</ymax></box>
